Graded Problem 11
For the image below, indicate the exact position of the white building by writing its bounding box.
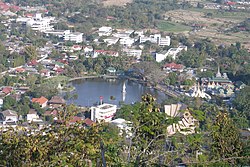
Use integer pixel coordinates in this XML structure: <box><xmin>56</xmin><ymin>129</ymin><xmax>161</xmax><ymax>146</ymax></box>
<box><xmin>123</xmin><ymin>48</ymin><xmax>142</xmax><ymax>59</ymax></box>
<box><xmin>64</xmin><ymin>30</ymin><xmax>83</xmax><ymax>43</ymax></box>
<box><xmin>91</xmin><ymin>103</ymin><xmax>117</xmax><ymax>122</ymax></box>
<box><xmin>119</xmin><ymin>37</ymin><xmax>136</xmax><ymax>47</ymax></box>
<box><xmin>0</xmin><ymin>110</ymin><xmax>18</xmax><ymax>124</ymax></box>
<box><xmin>27</xmin><ymin>109</ymin><xmax>41</xmax><ymax>123</ymax></box>
<box><xmin>98</xmin><ymin>26</ymin><xmax>112</xmax><ymax>36</ymax></box>
<box><xmin>139</xmin><ymin>34</ymin><xmax>171</xmax><ymax>46</ymax></box>
<box><xmin>155</xmin><ymin>50</ymin><xmax>168</xmax><ymax>62</ymax></box>
<box><xmin>19</xmin><ymin>13</ymin><xmax>55</xmax><ymax>32</ymax></box>
<box><xmin>103</xmin><ymin>37</ymin><xmax>119</xmax><ymax>46</ymax></box>
<box><xmin>166</xmin><ymin>45</ymin><xmax>187</xmax><ymax>60</ymax></box>
<box><xmin>110</xmin><ymin>118</ymin><xmax>132</xmax><ymax>137</ymax></box>
<box><xmin>154</xmin><ymin>45</ymin><xmax>187</xmax><ymax>62</ymax></box>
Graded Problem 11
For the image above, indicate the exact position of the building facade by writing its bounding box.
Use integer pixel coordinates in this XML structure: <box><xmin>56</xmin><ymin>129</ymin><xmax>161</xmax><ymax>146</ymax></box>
<box><xmin>90</xmin><ymin>103</ymin><xmax>117</xmax><ymax>122</ymax></box>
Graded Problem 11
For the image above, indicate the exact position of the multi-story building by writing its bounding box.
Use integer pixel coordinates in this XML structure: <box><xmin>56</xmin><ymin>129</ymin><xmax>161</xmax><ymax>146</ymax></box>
<box><xmin>91</xmin><ymin>103</ymin><xmax>117</xmax><ymax>122</ymax></box>
<box><xmin>123</xmin><ymin>48</ymin><xmax>142</xmax><ymax>59</ymax></box>
<box><xmin>98</xmin><ymin>26</ymin><xmax>112</xmax><ymax>36</ymax></box>
<box><xmin>64</xmin><ymin>30</ymin><xmax>83</xmax><ymax>43</ymax></box>
<box><xmin>17</xmin><ymin>13</ymin><xmax>55</xmax><ymax>32</ymax></box>
<box><xmin>139</xmin><ymin>34</ymin><xmax>171</xmax><ymax>46</ymax></box>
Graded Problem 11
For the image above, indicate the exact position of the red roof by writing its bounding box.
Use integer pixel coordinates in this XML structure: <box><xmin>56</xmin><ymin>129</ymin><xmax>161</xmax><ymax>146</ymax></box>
<box><xmin>69</xmin><ymin>116</ymin><xmax>82</xmax><ymax>123</ymax></box>
<box><xmin>84</xmin><ymin>118</ymin><xmax>94</xmax><ymax>126</ymax></box>
<box><xmin>28</xmin><ymin>60</ymin><xmax>38</xmax><ymax>66</ymax></box>
<box><xmin>164</xmin><ymin>63</ymin><xmax>184</xmax><ymax>69</ymax></box>
<box><xmin>2</xmin><ymin>87</ymin><xmax>12</xmax><ymax>94</ymax></box>
<box><xmin>226</xmin><ymin>1</ymin><xmax>236</xmax><ymax>5</ymax></box>
<box><xmin>25</xmin><ymin>13</ymin><xmax>34</xmax><ymax>18</ymax></box>
<box><xmin>44</xmin><ymin>109</ymin><xmax>58</xmax><ymax>116</ymax></box>
<box><xmin>55</xmin><ymin>68</ymin><xmax>64</xmax><ymax>73</ymax></box>
<box><xmin>32</xmin><ymin>96</ymin><xmax>48</xmax><ymax>105</ymax></box>
<box><xmin>15</xmin><ymin>68</ymin><xmax>26</xmax><ymax>73</ymax></box>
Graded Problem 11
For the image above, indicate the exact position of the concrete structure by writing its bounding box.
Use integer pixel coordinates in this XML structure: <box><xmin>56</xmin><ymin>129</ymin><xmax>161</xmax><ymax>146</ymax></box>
<box><xmin>98</xmin><ymin>26</ymin><xmax>112</xmax><ymax>36</ymax></box>
<box><xmin>103</xmin><ymin>37</ymin><xmax>119</xmax><ymax>46</ymax></box>
<box><xmin>91</xmin><ymin>103</ymin><xmax>117</xmax><ymax>122</ymax></box>
<box><xmin>164</xmin><ymin>104</ymin><xmax>198</xmax><ymax>135</ymax></box>
<box><xmin>17</xmin><ymin>13</ymin><xmax>55</xmax><ymax>32</ymax></box>
<box><xmin>123</xmin><ymin>48</ymin><xmax>142</xmax><ymax>59</ymax></box>
<box><xmin>165</xmin><ymin>45</ymin><xmax>187</xmax><ymax>60</ymax></box>
<box><xmin>119</xmin><ymin>37</ymin><xmax>136</xmax><ymax>47</ymax></box>
<box><xmin>155</xmin><ymin>45</ymin><xmax>187</xmax><ymax>62</ymax></box>
<box><xmin>139</xmin><ymin>34</ymin><xmax>170</xmax><ymax>46</ymax></box>
<box><xmin>64</xmin><ymin>30</ymin><xmax>83</xmax><ymax>43</ymax></box>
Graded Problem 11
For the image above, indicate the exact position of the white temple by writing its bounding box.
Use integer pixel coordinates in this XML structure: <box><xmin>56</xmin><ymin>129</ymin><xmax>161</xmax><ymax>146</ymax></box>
<box><xmin>190</xmin><ymin>82</ymin><xmax>211</xmax><ymax>99</ymax></box>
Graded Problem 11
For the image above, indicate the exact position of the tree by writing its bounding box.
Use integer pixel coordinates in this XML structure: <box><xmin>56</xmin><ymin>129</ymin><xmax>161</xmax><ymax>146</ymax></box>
<box><xmin>24</xmin><ymin>45</ymin><xmax>38</xmax><ymax>61</ymax></box>
<box><xmin>211</xmin><ymin>112</ymin><xmax>242</xmax><ymax>162</ymax></box>
<box><xmin>233</xmin><ymin>86</ymin><xmax>250</xmax><ymax>124</ymax></box>
<box><xmin>0</xmin><ymin>109</ymin><xmax>122</xmax><ymax>166</ymax></box>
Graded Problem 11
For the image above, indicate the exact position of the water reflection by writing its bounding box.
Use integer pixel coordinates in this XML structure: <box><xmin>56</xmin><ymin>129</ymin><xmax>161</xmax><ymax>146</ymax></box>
<box><xmin>70</xmin><ymin>78</ymin><xmax>168</xmax><ymax>107</ymax></box>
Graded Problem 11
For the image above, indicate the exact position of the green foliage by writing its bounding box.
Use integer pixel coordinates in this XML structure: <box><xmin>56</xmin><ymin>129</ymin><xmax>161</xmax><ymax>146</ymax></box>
<box><xmin>211</xmin><ymin>112</ymin><xmax>242</xmax><ymax>160</ymax></box>
<box><xmin>233</xmin><ymin>86</ymin><xmax>250</xmax><ymax>124</ymax></box>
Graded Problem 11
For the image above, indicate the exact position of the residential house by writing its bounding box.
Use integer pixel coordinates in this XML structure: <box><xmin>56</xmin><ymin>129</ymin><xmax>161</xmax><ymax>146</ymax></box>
<box><xmin>15</xmin><ymin>67</ymin><xmax>26</xmax><ymax>73</ymax></box>
<box><xmin>27</xmin><ymin>109</ymin><xmax>41</xmax><ymax>123</ymax></box>
<box><xmin>163</xmin><ymin>62</ymin><xmax>184</xmax><ymax>72</ymax></box>
<box><xmin>2</xmin><ymin>87</ymin><xmax>12</xmax><ymax>95</ymax></box>
<box><xmin>71</xmin><ymin>45</ymin><xmax>82</xmax><ymax>51</ymax></box>
<box><xmin>27</xmin><ymin>60</ymin><xmax>38</xmax><ymax>67</ymax></box>
<box><xmin>44</xmin><ymin>108</ymin><xmax>58</xmax><ymax>121</ymax></box>
<box><xmin>90</xmin><ymin>103</ymin><xmax>117</xmax><ymax>122</ymax></box>
<box><xmin>40</xmin><ymin>69</ymin><xmax>51</xmax><ymax>77</ymax></box>
<box><xmin>83</xmin><ymin>46</ymin><xmax>93</xmax><ymax>53</ymax></box>
<box><xmin>48</xmin><ymin>96</ymin><xmax>66</xmax><ymax>108</ymax></box>
<box><xmin>84</xmin><ymin>118</ymin><xmax>94</xmax><ymax>126</ymax></box>
<box><xmin>0</xmin><ymin>110</ymin><xmax>18</xmax><ymax>124</ymax></box>
<box><xmin>164</xmin><ymin>104</ymin><xmax>198</xmax><ymax>135</ymax></box>
<box><xmin>32</xmin><ymin>96</ymin><xmax>48</xmax><ymax>108</ymax></box>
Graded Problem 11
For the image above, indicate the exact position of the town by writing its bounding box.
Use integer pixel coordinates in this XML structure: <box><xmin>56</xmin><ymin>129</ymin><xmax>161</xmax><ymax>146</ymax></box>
<box><xmin>0</xmin><ymin>0</ymin><xmax>249</xmax><ymax>166</ymax></box>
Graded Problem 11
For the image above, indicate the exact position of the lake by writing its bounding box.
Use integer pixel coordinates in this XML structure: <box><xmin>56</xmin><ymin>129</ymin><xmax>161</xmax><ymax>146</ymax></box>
<box><xmin>69</xmin><ymin>78</ymin><xmax>168</xmax><ymax>107</ymax></box>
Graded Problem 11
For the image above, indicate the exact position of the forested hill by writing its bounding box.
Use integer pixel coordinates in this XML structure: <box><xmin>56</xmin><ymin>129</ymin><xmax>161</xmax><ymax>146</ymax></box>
<box><xmin>4</xmin><ymin>0</ymin><xmax>186</xmax><ymax>32</ymax></box>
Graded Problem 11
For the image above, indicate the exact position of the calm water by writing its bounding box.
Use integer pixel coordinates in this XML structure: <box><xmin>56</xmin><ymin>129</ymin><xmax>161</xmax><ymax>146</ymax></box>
<box><xmin>69</xmin><ymin>78</ymin><xmax>168</xmax><ymax>107</ymax></box>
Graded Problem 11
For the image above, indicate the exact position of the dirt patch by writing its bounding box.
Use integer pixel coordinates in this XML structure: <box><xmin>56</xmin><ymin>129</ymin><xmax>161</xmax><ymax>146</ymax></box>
<box><xmin>102</xmin><ymin>0</ymin><xmax>133</xmax><ymax>7</ymax></box>
<box><xmin>165</xmin><ymin>10</ymin><xmax>239</xmax><ymax>25</ymax></box>
<box><xmin>165</xmin><ymin>9</ymin><xmax>250</xmax><ymax>47</ymax></box>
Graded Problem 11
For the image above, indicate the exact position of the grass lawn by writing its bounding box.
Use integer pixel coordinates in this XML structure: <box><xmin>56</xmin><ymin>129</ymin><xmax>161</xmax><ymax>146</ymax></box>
<box><xmin>157</xmin><ymin>21</ymin><xmax>191</xmax><ymax>32</ymax></box>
